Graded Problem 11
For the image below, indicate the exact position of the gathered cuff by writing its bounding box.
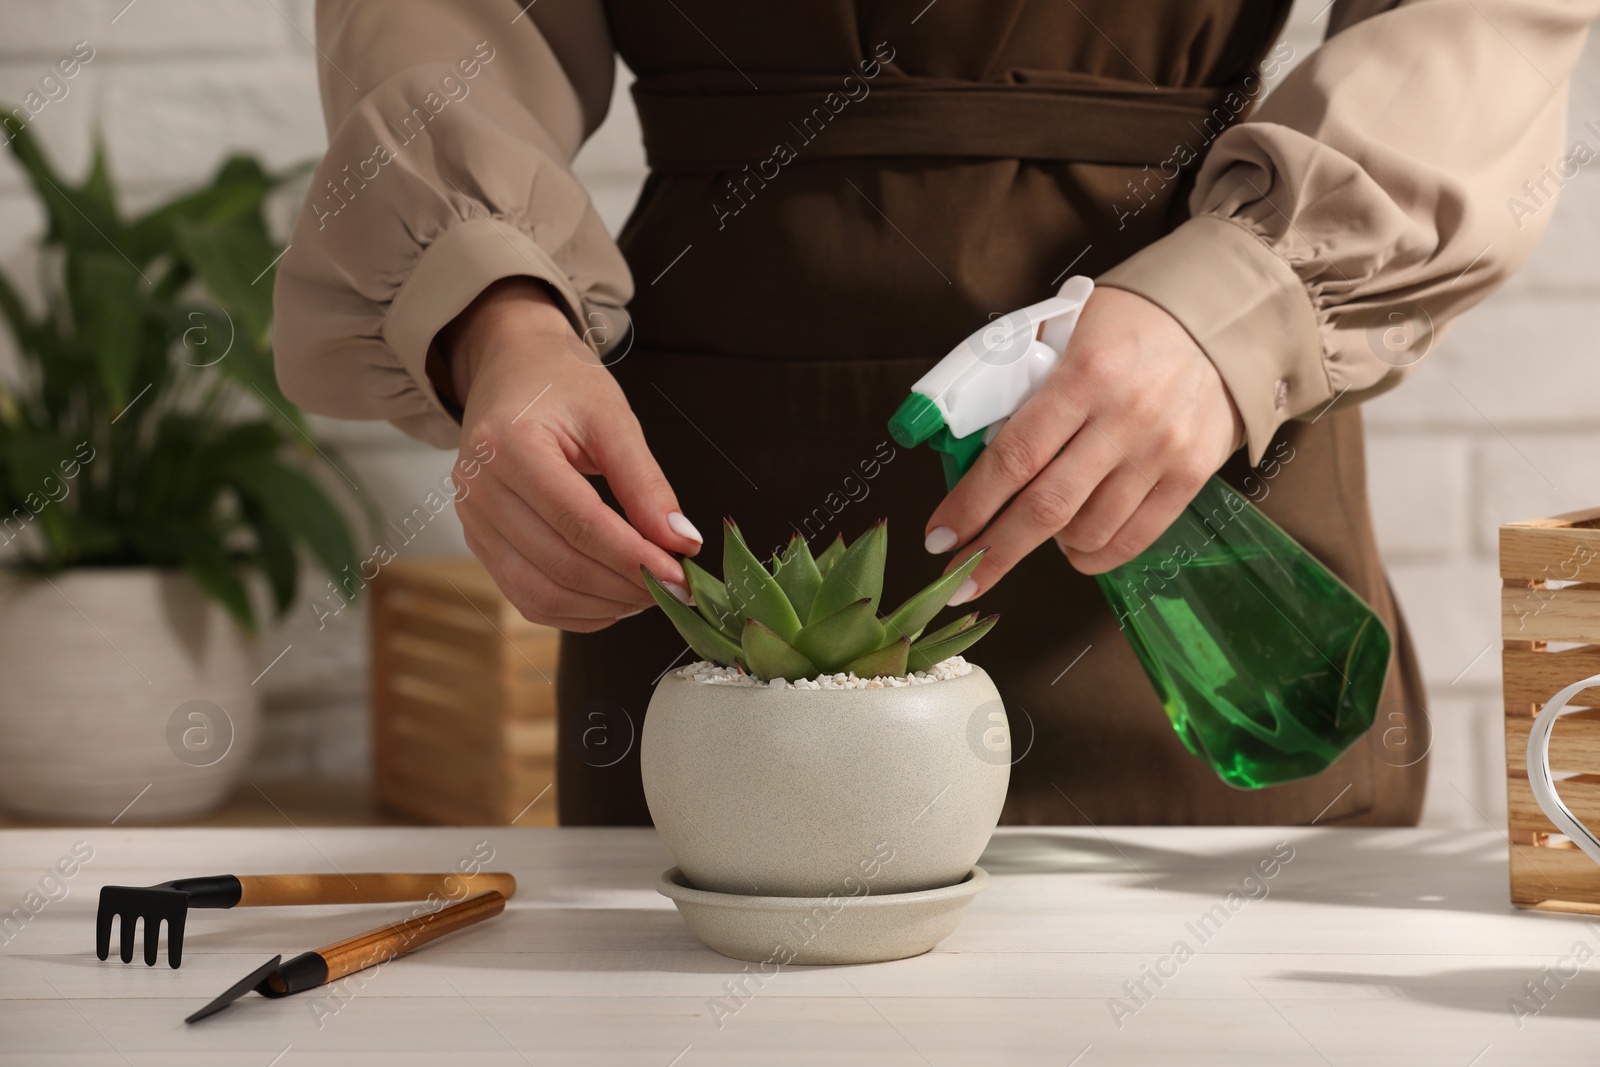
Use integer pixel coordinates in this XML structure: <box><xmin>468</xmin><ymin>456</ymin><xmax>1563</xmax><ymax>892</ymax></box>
<box><xmin>1097</xmin><ymin>213</ymin><xmax>1329</xmax><ymax>467</ymax></box>
<box><xmin>382</xmin><ymin>215</ymin><xmax>590</xmax><ymax>441</ymax></box>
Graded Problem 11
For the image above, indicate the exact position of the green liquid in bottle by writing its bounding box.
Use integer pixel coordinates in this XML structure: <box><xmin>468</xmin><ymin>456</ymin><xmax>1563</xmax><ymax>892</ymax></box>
<box><xmin>1094</xmin><ymin>477</ymin><xmax>1391</xmax><ymax>789</ymax></box>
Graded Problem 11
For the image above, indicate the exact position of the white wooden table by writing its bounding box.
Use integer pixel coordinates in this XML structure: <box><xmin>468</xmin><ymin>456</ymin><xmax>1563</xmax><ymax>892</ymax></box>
<box><xmin>2</xmin><ymin>826</ymin><xmax>1597</xmax><ymax>1065</ymax></box>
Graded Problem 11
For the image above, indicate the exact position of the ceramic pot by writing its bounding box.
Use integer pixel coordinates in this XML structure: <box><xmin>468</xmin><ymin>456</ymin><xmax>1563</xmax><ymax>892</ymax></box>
<box><xmin>0</xmin><ymin>567</ymin><xmax>260</xmax><ymax>822</ymax></box>
<box><xmin>641</xmin><ymin>665</ymin><xmax>1010</xmax><ymax>896</ymax></box>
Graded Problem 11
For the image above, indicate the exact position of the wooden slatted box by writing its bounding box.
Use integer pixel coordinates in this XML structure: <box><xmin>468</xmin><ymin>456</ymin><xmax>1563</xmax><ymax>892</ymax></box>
<box><xmin>1502</xmin><ymin>509</ymin><xmax>1600</xmax><ymax>912</ymax></box>
<box><xmin>370</xmin><ymin>557</ymin><xmax>560</xmax><ymax>826</ymax></box>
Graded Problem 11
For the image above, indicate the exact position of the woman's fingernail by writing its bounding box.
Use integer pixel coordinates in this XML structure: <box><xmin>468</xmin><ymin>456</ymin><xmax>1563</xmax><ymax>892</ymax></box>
<box><xmin>947</xmin><ymin>577</ymin><xmax>979</xmax><ymax>606</ymax></box>
<box><xmin>667</xmin><ymin>511</ymin><xmax>703</xmax><ymax>544</ymax></box>
<box><xmin>662</xmin><ymin>581</ymin><xmax>694</xmax><ymax>606</ymax></box>
<box><xmin>925</xmin><ymin>526</ymin><xmax>959</xmax><ymax>554</ymax></box>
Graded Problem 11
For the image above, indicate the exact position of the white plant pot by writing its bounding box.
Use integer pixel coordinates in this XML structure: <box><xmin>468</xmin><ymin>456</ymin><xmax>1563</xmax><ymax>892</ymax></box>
<box><xmin>641</xmin><ymin>665</ymin><xmax>1010</xmax><ymax>897</ymax></box>
<box><xmin>0</xmin><ymin>567</ymin><xmax>260</xmax><ymax>823</ymax></box>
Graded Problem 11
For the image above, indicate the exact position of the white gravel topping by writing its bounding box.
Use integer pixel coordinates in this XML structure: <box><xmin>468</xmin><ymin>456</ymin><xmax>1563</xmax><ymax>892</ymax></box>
<box><xmin>675</xmin><ymin>656</ymin><xmax>972</xmax><ymax>689</ymax></box>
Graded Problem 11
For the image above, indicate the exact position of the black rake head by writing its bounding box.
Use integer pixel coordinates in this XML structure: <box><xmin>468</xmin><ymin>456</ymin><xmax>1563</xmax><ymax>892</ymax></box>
<box><xmin>96</xmin><ymin>885</ymin><xmax>190</xmax><ymax>967</ymax></box>
<box><xmin>95</xmin><ymin>875</ymin><xmax>241</xmax><ymax>968</ymax></box>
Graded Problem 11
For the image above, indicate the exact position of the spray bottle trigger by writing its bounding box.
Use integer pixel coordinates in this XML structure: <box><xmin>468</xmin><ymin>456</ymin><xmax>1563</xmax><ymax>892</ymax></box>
<box><xmin>930</xmin><ymin>425</ymin><xmax>989</xmax><ymax>491</ymax></box>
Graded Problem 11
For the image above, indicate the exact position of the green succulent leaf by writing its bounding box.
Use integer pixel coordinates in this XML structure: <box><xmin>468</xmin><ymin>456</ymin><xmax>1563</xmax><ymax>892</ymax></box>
<box><xmin>915</xmin><ymin>611</ymin><xmax>980</xmax><ymax>647</ymax></box>
<box><xmin>775</xmin><ymin>532</ymin><xmax>823</xmax><ymax>622</ymax></box>
<box><xmin>723</xmin><ymin>520</ymin><xmax>802</xmax><ymax>641</ymax></box>
<box><xmin>682</xmin><ymin>556</ymin><xmax>741</xmax><ymax>638</ymax></box>
<box><xmin>843</xmin><ymin>637</ymin><xmax>910</xmax><ymax>679</ymax></box>
<box><xmin>644</xmin><ymin>567</ymin><xmax>744</xmax><ymax>667</ymax></box>
<box><xmin>809</xmin><ymin>520</ymin><xmax>886</xmax><ymax>621</ymax></box>
<box><xmin>741</xmin><ymin>618</ymin><xmax>817</xmax><ymax>682</ymax></box>
<box><xmin>815</xmin><ymin>533</ymin><xmax>845</xmax><ymax>574</ymax></box>
<box><xmin>908</xmin><ymin>614</ymin><xmax>999</xmax><ymax>673</ymax></box>
<box><xmin>881</xmin><ymin>548</ymin><xmax>986</xmax><ymax>642</ymax></box>
<box><xmin>793</xmin><ymin>598</ymin><xmax>886</xmax><ymax>674</ymax></box>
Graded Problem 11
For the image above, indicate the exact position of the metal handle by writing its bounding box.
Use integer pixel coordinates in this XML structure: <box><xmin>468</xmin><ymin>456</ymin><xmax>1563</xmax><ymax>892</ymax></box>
<box><xmin>1526</xmin><ymin>672</ymin><xmax>1600</xmax><ymax>866</ymax></box>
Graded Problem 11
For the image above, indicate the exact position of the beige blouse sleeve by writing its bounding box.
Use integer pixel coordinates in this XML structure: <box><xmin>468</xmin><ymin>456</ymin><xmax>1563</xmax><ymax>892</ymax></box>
<box><xmin>1099</xmin><ymin>0</ymin><xmax>1600</xmax><ymax>466</ymax></box>
<box><xmin>272</xmin><ymin>0</ymin><xmax>629</xmax><ymax>449</ymax></box>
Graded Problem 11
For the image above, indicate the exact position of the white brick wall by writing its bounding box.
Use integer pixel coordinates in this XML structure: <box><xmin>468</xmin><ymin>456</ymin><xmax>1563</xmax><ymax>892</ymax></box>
<box><xmin>1</xmin><ymin>0</ymin><xmax>1591</xmax><ymax>828</ymax></box>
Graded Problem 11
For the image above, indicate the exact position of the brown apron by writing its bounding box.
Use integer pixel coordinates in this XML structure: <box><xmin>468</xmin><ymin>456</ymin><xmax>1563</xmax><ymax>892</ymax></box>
<box><xmin>555</xmin><ymin>0</ymin><xmax>1429</xmax><ymax>826</ymax></box>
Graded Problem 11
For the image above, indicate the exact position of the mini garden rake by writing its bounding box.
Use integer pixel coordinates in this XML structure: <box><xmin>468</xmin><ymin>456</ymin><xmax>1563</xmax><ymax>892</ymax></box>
<box><xmin>96</xmin><ymin>871</ymin><xmax>516</xmax><ymax>967</ymax></box>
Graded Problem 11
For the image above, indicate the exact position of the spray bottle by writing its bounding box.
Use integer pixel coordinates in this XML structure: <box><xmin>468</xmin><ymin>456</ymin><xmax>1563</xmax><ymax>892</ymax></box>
<box><xmin>887</xmin><ymin>277</ymin><xmax>1391</xmax><ymax>789</ymax></box>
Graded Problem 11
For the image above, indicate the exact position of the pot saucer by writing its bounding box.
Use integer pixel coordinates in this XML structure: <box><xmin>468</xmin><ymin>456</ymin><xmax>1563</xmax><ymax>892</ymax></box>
<box><xmin>656</xmin><ymin>865</ymin><xmax>989</xmax><ymax>965</ymax></box>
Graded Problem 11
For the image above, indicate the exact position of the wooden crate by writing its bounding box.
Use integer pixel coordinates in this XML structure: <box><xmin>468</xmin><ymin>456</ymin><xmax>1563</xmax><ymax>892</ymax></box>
<box><xmin>1501</xmin><ymin>509</ymin><xmax>1600</xmax><ymax>912</ymax></box>
<box><xmin>370</xmin><ymin>556</ymin><xmax>560</xmax><ymax>826</ymax></box>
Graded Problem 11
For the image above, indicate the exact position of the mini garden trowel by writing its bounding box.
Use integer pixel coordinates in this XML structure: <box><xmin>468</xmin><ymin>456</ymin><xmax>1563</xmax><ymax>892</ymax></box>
<box><xmin>185</xmin><ymin>889</ymin><xmax>507</xmax><ymax>1023</ymax></box>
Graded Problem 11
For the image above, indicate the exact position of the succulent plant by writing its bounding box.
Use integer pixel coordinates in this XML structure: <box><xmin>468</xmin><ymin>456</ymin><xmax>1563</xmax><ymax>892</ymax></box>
<box><xmin>642</xmin><ymin>519</ymin><xmax>997</xmax><ymax>682</ymax></box>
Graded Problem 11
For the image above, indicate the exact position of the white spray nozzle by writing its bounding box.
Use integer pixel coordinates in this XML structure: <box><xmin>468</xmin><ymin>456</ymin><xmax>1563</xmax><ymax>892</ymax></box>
<box><xmin>911</xmin><ymin>276</ymin><xmax>1094</xmax><ymax>440</ymax></box>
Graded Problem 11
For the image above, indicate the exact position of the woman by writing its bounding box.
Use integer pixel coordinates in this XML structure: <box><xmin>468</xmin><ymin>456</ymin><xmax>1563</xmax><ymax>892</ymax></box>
<box><xmin>275</xmin><ymin>0</ymin><xmax>1595</xmax><ymax>826</ymax></box>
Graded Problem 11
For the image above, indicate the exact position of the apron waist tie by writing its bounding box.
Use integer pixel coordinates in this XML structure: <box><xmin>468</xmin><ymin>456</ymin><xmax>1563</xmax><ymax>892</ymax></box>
<box><xmin>633</xmin><ymin>73</ymin><xmax>1250</xmax><ymax>171</ymax></box>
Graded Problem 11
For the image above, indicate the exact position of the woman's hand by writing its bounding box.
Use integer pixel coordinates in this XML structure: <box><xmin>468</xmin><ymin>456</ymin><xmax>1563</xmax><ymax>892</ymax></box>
<box><xmin>442</xmin><ymin>278</ymin><xmax>701</xmax><ymax>631</ymax></box>
<box><xmin>923</xmin><ymin>286</ymin><xmax>1244</xmax><ymax>600</ymax></box>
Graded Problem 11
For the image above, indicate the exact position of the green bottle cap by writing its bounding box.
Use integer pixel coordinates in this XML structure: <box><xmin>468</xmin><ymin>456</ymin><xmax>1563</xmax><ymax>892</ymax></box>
<box><xmin>888</xmin><ymin>392</ymin><xmax>945</xmax><ymax>447</ymax></box>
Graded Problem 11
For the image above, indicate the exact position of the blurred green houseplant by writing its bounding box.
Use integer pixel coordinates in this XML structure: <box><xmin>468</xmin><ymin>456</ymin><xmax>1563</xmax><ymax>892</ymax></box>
<box><xmin>0</xmin><ymin>124</ymin><xmax>359</xmax><ymax>630</ymax></box>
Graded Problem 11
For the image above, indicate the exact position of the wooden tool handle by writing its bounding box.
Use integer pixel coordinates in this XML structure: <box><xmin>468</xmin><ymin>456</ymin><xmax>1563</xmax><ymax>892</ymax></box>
<box><xmin>235</xmin><ymin>871</ymin><xmax>516</xmax><ymax>907</ymax></box>
<box><xmin>317</xmin><ymin>890</ymin><xmax>506</xmax><ymax>983</ymax></box>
